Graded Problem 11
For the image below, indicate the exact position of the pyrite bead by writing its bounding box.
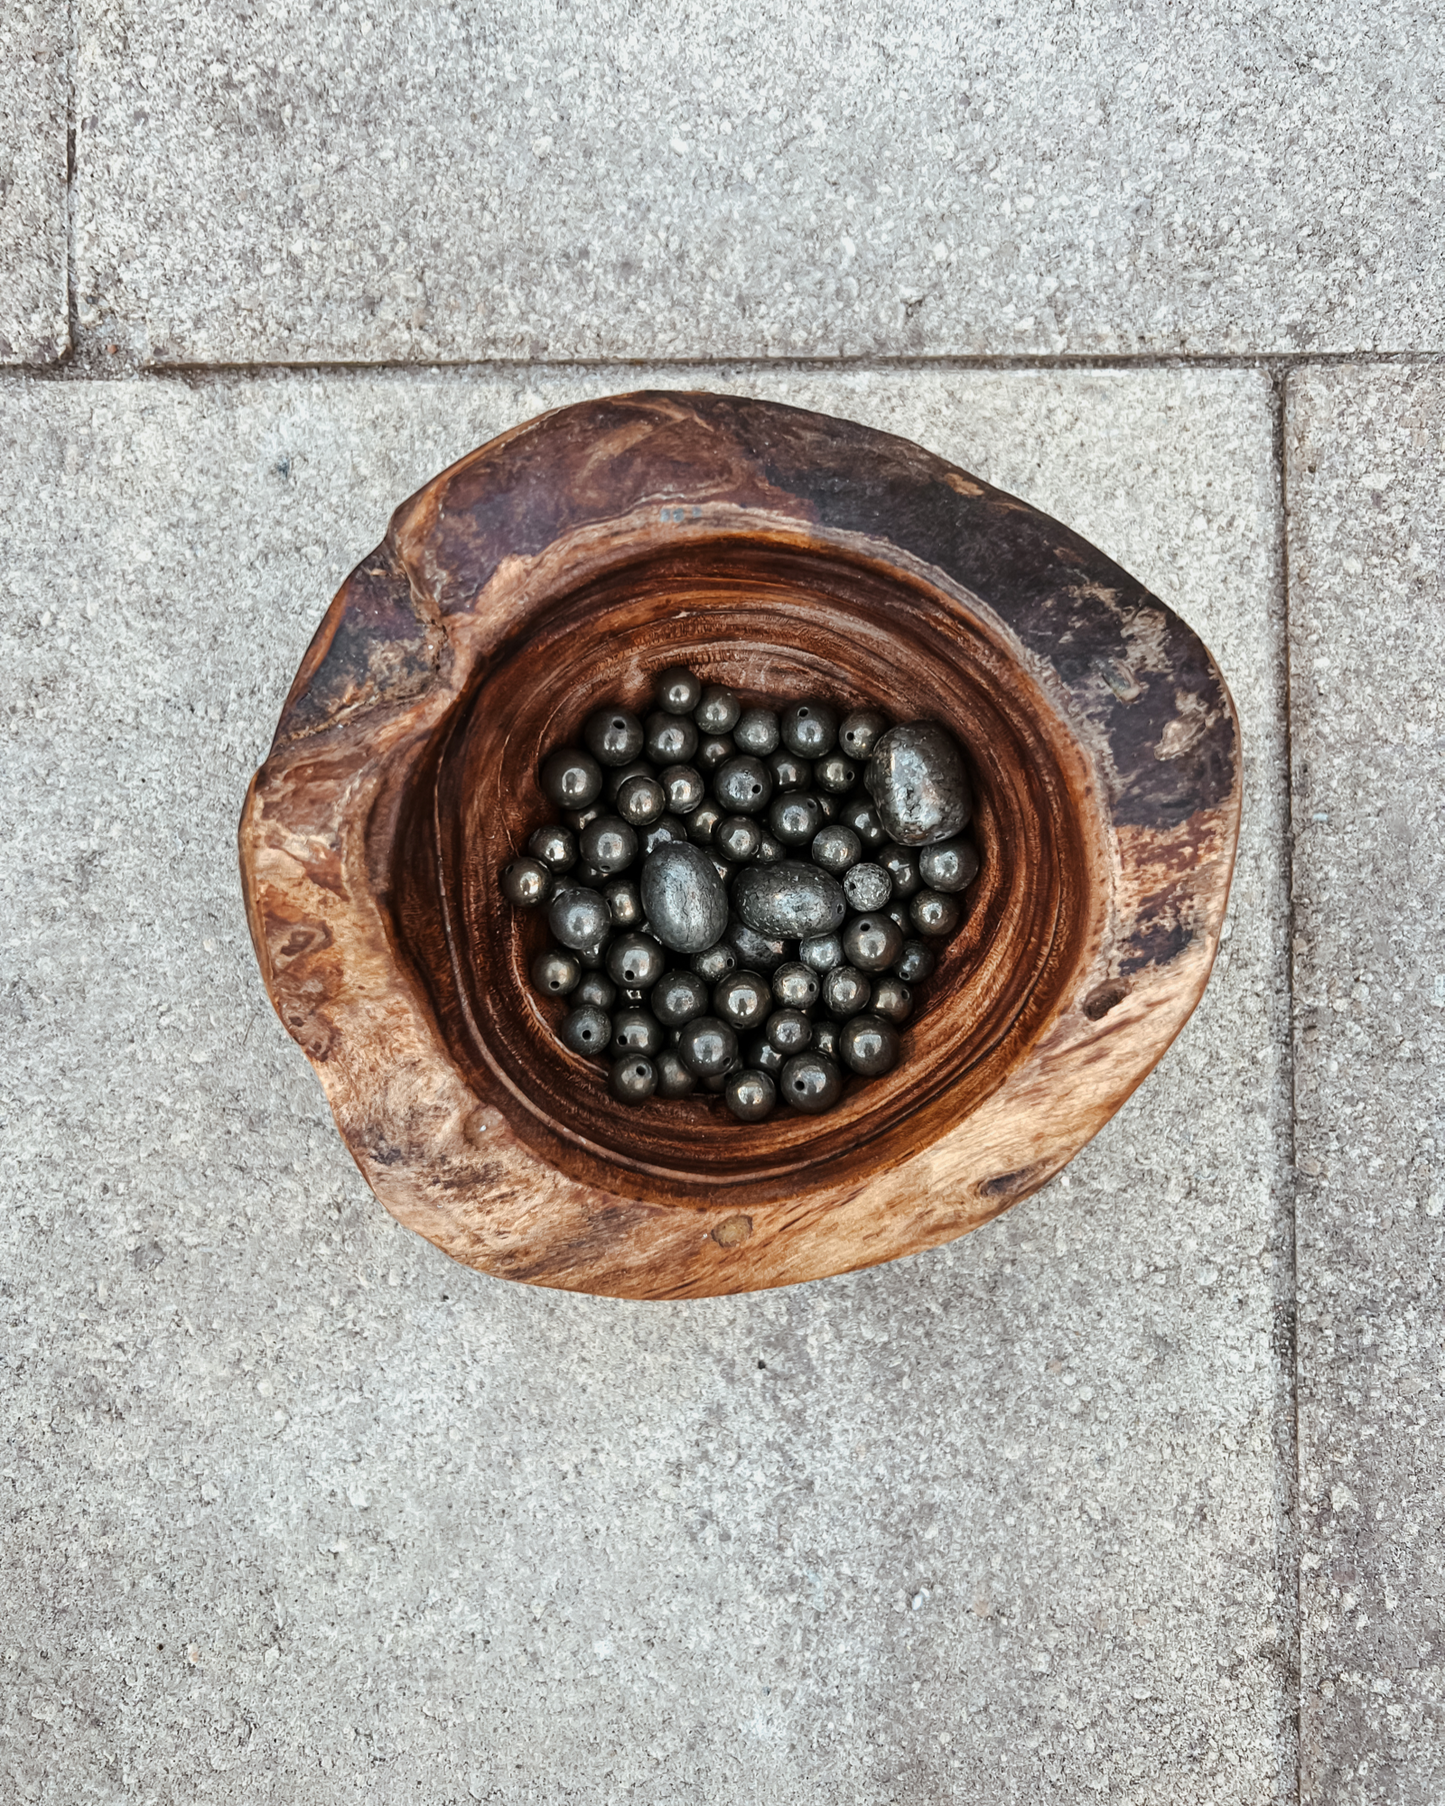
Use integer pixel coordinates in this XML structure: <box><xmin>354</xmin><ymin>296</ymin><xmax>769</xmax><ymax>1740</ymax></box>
<box><xmin>766</xmin><ymin>1008</ymin><xmax>813</xmax><ymax>1055</ymax></box>
<box><xmin>610</xmin><ymin>1055</ymin><xmax>657</xmax><ymax>1104</ymax></box>
<box><xmin>694</xmin><ymin>685</ymin><xmax>741</xmax><ymax>735</ymax></box>
<box><xmin>767</xmin><ymin>747</ymin><xmax>811</xmax><ymax>793</ymax></box>
<box><xmin>500</xmin><ymin>856</ymin><xmax>551</xmax><ymax>908</ymax></box>
<box><xmin>798</xmin><ymin>930</ymin><xmax>845</xmax><ymax>973</ymax></box>
<box><xmin>575</xmin><ymin>971</ymin><xmax>617</xmax><ymax>1010</ymax></box>
<box><xmin>747</xmin><ymin>1036</ymin><xmax>786</xmax><ymax>1077</ymax></box>
<box><xmin>603</xmin><ymin>879</ymin><xmax>643</xmax><ymax>928</ymax></box>
<box><xmin>865</xmin><ymin>721</ymin><xmax>972</xmax><ymax>845</ymax></box>
<box><xmin>878</xmin><ymin>842</ymin><xmax>922</xmax><ymax>900</ymax></box>
<box><xmin>641</xmin><ymin>841</ymin><xmax>730</xmax><ymax>954</ymax></box>
<box><xmin>677</xmin><ymin>1015</ymin><xmax>739</xmax><ymax>1078</ymax></box>
<box><xmin>654</xmin><ymin>1047</ymin><xmax>698</xmax><ymax>1098</ymax></box>
<box><xmin>754</xmin><ymin>833</ymin><xmax>784</xmax><ymax>865</ymax></box>
<box><xmin>870</xmin><ymin>975</ymin><xmax>914</xmax><ymax>1025</ymax></box>
<box><xmin>610</xmin><ymin>1007</ymin><xmax>664</xmax><ymax>1058</ymax></box>
<box><xmin>768</xmin><ymin>793</ymin><xmax>825</xmax><ymax>847</ymax></box>
<box><xmin>646</xmin><ymin>710</ymin><xmax>699</xmax><ymax>765</ymax></box>
<box><xmin>640</xmin><ymin>815</ymin><xmax>689</xmax><ymax>855</ymax></box>
<box><xmin>725</xmin><ymin>1069</ymin><xmax>777</xmax><ymax>1122</ymax></box>
<box><xmin>605</xmin><ymin>758</ymin><xmax>652</xmax><ymax>802</ymax></box>
<box><xmin>583</xmin><ymin>706</ymin><xmax>645</xmax><ymax>768</ymax></box>
<box><xmin>815</xmin><ymin>793</ymin><xmax>841</xmax><ymax>821</ymax></box>
<box><xmin>606</xmin><ymin>931</ymin><xmax>667</xmax><ymax>990</ymax></box>
<box><xmin>810</xmin><ymin>824</ymin><xmax>861</xmax><ymax>876</ymax></box>
<box><xmin>660</xmin><ymin>764</ymin><xmax>706</xmax><ymax>816</ymax></box>
<box><xmin>842</xmin><ymin>861</ymin><xmax>892</xmax><ymax>912</ymax></box>
<box><xmin>893</xmin><ymin>940</ymin><xmax>937</xmax><ymax>983</ymax></box>
<box><xmin>686</xmin><ymin>798</ymin><xmax>724</xmax><ymax>845</ymax></box>
<box><xmin>560</xmin><ymin>1004</ymin><xmax>612</xmax><ymax>1057</ymax></box>
<box><xmin>691</xmin><ymin>942</ymin><xmax>737</xmax><ymax>983</ymax></box>
<box><xmin>733</xmin><ymin>707</ymin><xmax>780</xmax><ymax>756</ymax></box>
<box><xmin>615</xmin><ymin>773</ymin><xmax>666</xmax><ymax>826</ymax></box>
<box><xmin>726</xmin><ymin>919</ymin><xmax>789</xmax><ymax>973</ymax></box>
<box><xmin>651</xmin><ymin>969</ymin><xmax>710</xmax><ymax>1028</ymax></box>
<box><xmin>779</xmin><ymin>1052</ymin><xmax>844</xmax><ymax>1114</ymax></box>
<box><xmin>655</xmin><ymin>665</ymin><xmax>702</xmax><ymax>714</ymax></box>
<box><xmin>579</xmin><ymin>815</ymin><xmax>638</xmax><ymax>875</ymax></box>
<box><xmin>548</xmin><ymin>887</ymin><xmax>611</xmax><ymax>951</ymax></box>
<box><xmin>540</xmin><ymin>747</ymin><xmax>604</xmax><ymax>810</ymax></box>
<box><xmin>841</xmin><ymin>912</ymin><xmax>905</xmax><ymax>973</ymax></box>
<box><xmin>714</xmin><ymin>756</ymin><xmax>773</xmax><ymax>815</ymax></box>
<box><xmin>839</xmin><ymin>1013</ymin><xmax>901</xmax><ymax>1077</ymax></box>
<box><xmin>838</xmin><ymin>709</ymin><xmax>889</xmax><ymax>760</ymax></box>
<box><xmin>839</xmin><ymin>795</ymin><xmax>888</xmax><ymax>850</ymax></box>
<box><xmin>911</xmin><ymin>889</ymin><xmax>963</xmax><ymax>937</ymax></box>
<box><xmin>713</xmin><ymin>969</ymin><xmax>772</xmax><ymax>1033</ymax></box>
<box><xmin>822</xmin><ymin>965</ymin><xmax>871</xmax><ymax>1018</ymax></box>
<box><xmin>811</xmin><ymin>1019</ymin><xmax>840</xmax><ymax>1062</ymax></box>
<box><xmin>772</xmin><ymin>961</ymin><xmax>821</xmax><ymax>1010</ymax></box>
<box><xmin>696</xmin><ymin>734</ymin><xmax>735</xmax><ymax>772</ymax></box>
<box><xmin>733</xmin><ymin>860</ymin><xmax>847</xmax><ymax>940</ymax></box>
<box><xmin>780</xmin><ymin>700</ymin><xmax>837</xmax><ymax>758</ymax></box>
<box><xmin>528</xmin><ymin>822</ymin><xmax>577</xmax><ymax>873</ymax></box>
<box><xmin>715</xmin><ymin>814</ymin><xmax>762</xmax><ymax>863</ymax></box>
<box><xmin>918</xmin><ymin>836</ymin><xmax>980</xmax><ymax>894</ymax></box>
<box><xmin>531</xmin><ymin>948</ymin><xmax>581</xmax><ymax>997</ymax></box>
<box><xmin>814</xmin><ymin>752</ymin><xmax>857</xmax><ymax>794</ymax></box>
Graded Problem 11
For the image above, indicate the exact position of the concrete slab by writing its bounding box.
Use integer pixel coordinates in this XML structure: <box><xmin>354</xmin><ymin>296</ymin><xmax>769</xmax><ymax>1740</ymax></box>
<box><xmin>1287</xmin><ymin>366</ymin><xmax>1445</xmax><ymax>1804</ymax></box>
<box><xmin>1</xmin><ymin>368</ymin><xmax>1288</xmax><ymax>1801</ymax></box>
<box><xmin>74</xmin><ymin>2</ymin><xmax>1445</xmax><ymax>365</ymax></box>
<box><xmin>0</xmin><ymin>4</ymin><xmax>67</xmax><ymax>362</ymax></box>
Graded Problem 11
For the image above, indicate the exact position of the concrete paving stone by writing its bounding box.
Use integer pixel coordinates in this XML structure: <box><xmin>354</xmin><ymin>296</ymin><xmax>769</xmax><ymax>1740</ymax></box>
<box><xmin>1286</xmin><ymin>366</ymin><xmax>1445</xmax><ymax>1805</ymax></box>
<box><xmin>0</xmin><ymin>2</ymin><xmax>68</xmax><ymax>362</ymax></box>
<box><xmin>73</xmin><ymin>0</ymin><xmax>1445</xmax><ymax>366</ymax></box>
<box><xmin>1</xmin><ymin>367</ymin><xmax>1288</xmax><ymax>1802</ymax></box>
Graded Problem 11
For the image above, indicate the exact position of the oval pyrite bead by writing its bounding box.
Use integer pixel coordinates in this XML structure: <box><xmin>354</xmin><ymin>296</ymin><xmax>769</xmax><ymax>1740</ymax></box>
<box><xmin>640</xmin><ymin>841</ymin><xmax>730</xmax><ymax>954</ymax></box>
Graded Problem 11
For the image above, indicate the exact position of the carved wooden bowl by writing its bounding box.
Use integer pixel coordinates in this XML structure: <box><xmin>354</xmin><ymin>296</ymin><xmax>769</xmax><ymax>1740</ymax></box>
<box><xmin>239</xmin><ymin>392</ymin><xmax>1241</xmax><ymax>1299</ymax></box>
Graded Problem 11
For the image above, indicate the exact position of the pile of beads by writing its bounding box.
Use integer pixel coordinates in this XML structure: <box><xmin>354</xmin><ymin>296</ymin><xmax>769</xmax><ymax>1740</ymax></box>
<box><xmin>500</xmin><ymin>667</ymin><xmax>979</xmax><ymax>1121</ymax></box>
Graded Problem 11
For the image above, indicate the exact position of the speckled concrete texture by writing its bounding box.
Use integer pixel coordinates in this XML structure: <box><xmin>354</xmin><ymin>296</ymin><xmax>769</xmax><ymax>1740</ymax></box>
<box><xmin>0</xmin><ymin>369</ymin><xmax>1290</xmax><ymax>1802</ymax></box>
<box><xmin>1287</xmin><ymin>367</ymin><xmax>1445</xmax><ymax>1805</ymax></box>
<box><xmin>72</xmin><ymin>0</ymin><xmax>1445</xmax><ymax>365</ymax></box>
<box><xmin>0</xmin><ymin>3</ymin><xmax>67</xmax><ymax>362</ymax></box>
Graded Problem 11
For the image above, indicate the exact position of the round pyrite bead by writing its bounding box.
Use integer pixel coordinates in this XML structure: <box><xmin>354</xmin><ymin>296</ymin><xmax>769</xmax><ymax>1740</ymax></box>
<box><xmin>734</xmin><ymin>860</ymin><xmax>847</xmax><ymax>941</ymax></box>
<box><xmin>733</xmin><ymin>706</ymin><xmax>780</xmax><ymax>756</ymax></box>
<box><xmin>780</xmin><ymin>700</ymin><xmax>837</xmax><ymax>758</ymax></box>
<box><xmin>532</xmin><ymin>948</ymin><xmax>581</xmax><ymax>997</ymax></box>
<box><xmin>696</xmin><ymin>734</ymin><xmax>734</xmax><ymax>772</ymax></box>
<box><xmin>615</xmin><ymin>773</ymin><xmax>665</xmax><ymax>827</ymax></box>
<box><xmin>810</xmin><ymin>824</ymin><xmax>861</xmax><ymax>876</ymax></box>
<box><xmin>893</xmin><ymin>939</ymin><xmax>937</xmax><ymax>984</ymax></box>
<box><xmin>695</xmin><ymin>685</ymin><xmax>741</xmax><ymax>736</ymax></box>
<box><xmin>715</xmin><ymin>814</ymin><xmax>762</xmax><ymax>863</ymax></box>
<box><xmin>677</xmin><ymin>1016</ymin><xmax>739</xmax><ymax>1079</ymax></box>
<box><xmin>655</xmin><ymin>665</ymin><xmax>702</xmax><ymax>715</ymax></box>
<box><xmin>841</xmin><ymin>913</ymin><xmax>906</xmax><ymax>973</ymax></box>
<box><xmin>606</xmin><ymin>932</ymin><xmax>667</xmax><ymax>990</ymax></box>
<box><xmin>877</xmin><ymin>842</ymin><xmax>922</xmax><ymax>900</ymax></box>
<box><xmin>547</xmin><ymin>886</ymin><xmax>611</xmax><ymax>951</ymax></box>
<box><xmin>641</xmin><ymin>814</ymin><xmax>689</xmax><ymax>856</ymax></box>
<box><xmin>540</xmin><ymin>747</ymin><xmax>604</xmax><ymax>811</ymax></box>
<box><xmin>767</xmin><ymin>1008</ymin><xmax>813</xmax><ymax>1055</ymax></box>
<box><xmin>839</xmin><ymin>1013</ymin><xmax>901</xmax><ymax>1078</ymax></box>
<box><xmin>575</xmin><ymin>971</ymin><xmax>617</xmax><ymax>1010</ymax></box>
<box><xmin>651</xmin><ymin>968</ymin><xmax>710</xmax><ymax>1028</ymax></box>
<box><xmin>583</xmin><ymin>706</ymin><xmax>645</xmax><ymax>768</ymax></box>
<box><xmin>640</xmin><ymin>841</ymin><xmax>730</xmax><ymax>954</ymax></box>
<box><xmin>609</xmin><ymin>1056</ymin><xmax>657</xmax><ymax>1105</ymax></box>
<box><xmin>822</xmin><ymin>965</ymin><xmax>872</xmax><ymax>1018</ymax></box>
<box><xmin>604</xmin><ymin>759</ymin><xmax>650</xmax><ymax>803</ymax></box>
<box><xmin>746</xmin><ymin>1035</ymin><xmax>785</xmax><ymax>1076</ymax></box>
<box><xmin>691</xmin><ymin>941</ymin><xmax>737</xmax><ymax>984</ymax></box>
<box><xmin>725</xmin><ymin>1069</ymin><xmax>777</xmax><ymax>1122</ymax></box>
<box><xmin>918</xmin><ymin>836</ymin><xmax>980</xmax><ymax>894</ymax></box>
<box><xmin>838</xmin><ymin>796</ymin><xmax>888</xmax><ymax>850</ymax></box>
<box><xmin>610</xmin><ymin>1007</ymin><xmax>664</xmax><ymax>1058</ymax></box>
<box><xmin>579</xmin><ymin>815</ymin><xmax>638</xmax><ymax>876</ymax></box>
<box><xmin>528</xmin><ymin>822</ymin><xmax>577</xmax><ymax>873</ymax></box>
<box><xmin>869</xmin><ymin>975</ymin><xmax>914</xmax><ymax>1025</ymax></box>
<box><xmin>798</xmin><ymin>930</ymin><xmax>845</xmax><ymax>973</ymax></box>
<box><xmin>865</xmin><ymin>721</ymin><xmax>972</xmax><ymax>846</ymax></box>
<box><xmin>754</xmin><ymin>833</ymin><xmax>785</xmax><ymax>865</ymax></box>
<box><xmin>727</xmin><ymin>920</ymin><xmax>789</xmax><ymax>972</ymax></box>
<box><xmin>500</xmin><ymin>856</ymin><xmax>551</xmax><ymax>908</ymax></box>
<box><xmin>660</xmin><ymin>763</ymin><xmax>706</xmax><ymax>816</ymax></box>
<box><xmin>811</xmin><ymin>1019</ymin><xmax>840</xmax><ymax>1062</ymax></box>
<box><xmin>772</xmin><ymin>961</ymin><xmax>821</xmax><ymax>1010</ymax></box>
<box><xmin>767</xmin><ymin>747</ymin><xmax>811</xmax><ymax>793</ymax></box>
<box><xmin>839</xmin><ymin>709</ymin><xmax>889</xmax><ymax>760</ymax></box>
<box><xmin>686</xmin><ymin>798</ymin><xmax>724</xmax><ymax>845</ymax></box>
<box><xmin>713</xmin><ymin>969</ymin><xmax>772</xmax><ymax>1033</ymax></box>
<box><xmin>645</xmin><ymin>710</ymin><xmax>698</xmax><ymax>765</ymax></box>
<box><xmin>603</xmin><ymin>878</ymin><xmax>643</xmax><ymax>928</ymax></box>
<box><xmin>714</xmin><ymin>756</ymin><xmax>773</xmax><ymax>815</ymax></box>
<box><xmin>814</xmin><ymin>752</ymin><xmax>857</xmax><ymax>795</ymax></box>
<box><xmin>780</xmin><ymin>1052</ymin><xmax>844</xmax><ymax>1114</ymax></box>
<box><xmin>653</xmin><ymin>1047</ymin><xmax>697</xmax><ymax>1098</ymax></box>
<box><xmin>769</xmin><ymin>793</ymin><xmax>825</xmax><ymax>847</ymax></box>
<box><xmin>842</xmin><ymin>861</ymin><xmax>892</xmax><ymax>912</ymax></box>
<box><xmin>911</xmin><ymin>889</ymin><xmax>963</xmax><ymax>937</ymax></box>
<box><xmin>559</xmin><ymin>1004</ymin><xmax>612</xmax><ymax>1057</ymax></box>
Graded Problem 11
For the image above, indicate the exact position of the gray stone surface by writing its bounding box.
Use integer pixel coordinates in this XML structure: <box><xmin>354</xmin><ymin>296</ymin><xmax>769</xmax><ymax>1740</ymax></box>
<box><xmin>1</xmin><ymin>368</ymin><xmax>1289</xmax><ymax>1801</ymax></box>
<box><xmin>0</xmin><ymin>3</ymin><xmax>67</xmax><ymax>362</ymax></box>
<box><xmin>73</xmin><ymin>1</ymin><xmax>1445</xmax><ymax>366</ymax></box>
<box><xmin>1287</xmin><ymin>367</ymin><xmax>1445</xmax><ymax>1804</ymax></box>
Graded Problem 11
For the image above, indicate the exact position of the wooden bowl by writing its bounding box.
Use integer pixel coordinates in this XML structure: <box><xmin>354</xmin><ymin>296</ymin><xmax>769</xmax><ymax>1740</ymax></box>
<box><xmin>239</xmin><ymin>392</ymin><xmax>1241</xmax><ymax>1299</ymax></box>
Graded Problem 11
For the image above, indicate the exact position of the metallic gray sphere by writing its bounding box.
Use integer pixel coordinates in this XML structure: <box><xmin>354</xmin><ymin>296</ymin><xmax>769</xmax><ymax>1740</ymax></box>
<box><xmin>714</xmin><ymin>969</ymin><xmax>772</xmax><ymax>1033</ymax></box>
<box><xmin>839</xmin><ymin>795</ymin><xmax>888</xmax><ymax>850</ymax></box>
<box><xmin>893</xmin><ymin>939</ymin><xmax>937</xmax><ymax>984</ymax></box>
<box><xmin>755</xmin><ymin>833</ymin><xmax>785</xmax><ymax>865</ymax></box>
<box><xmin>715</xmin><ymin>814</ymin><xmax>762</xmax><ymax>863</ymax></box>
<box><xmin>547</xmin><ymin>886</ymin><xmax>611</xmax><ymax>951</ymax></box>
<box><xmin>640</xmin><ymin>814</ymin><xmax>689</xmax><ymax>855</ymax></box>
<box><xmin>686</xmin><ymin>798</ymin><xmax>724</xmax><ymax>844</ymax></box>
<box><xmin>609</xmin><ymin>1055</ymin><xmax>657</xmax><ymax>1104</ymax></box>
<box><xmin>610</xmin><ymin>1007</ymin><xmax>665</xmax><ymax>1058</ymax></box>
<box><xmin>726</xmin><ymin>919</ymin><xmax>788</xmax><ymax>973</ymax></box>
<box><xmin>606</xmin><ymin>932</ymin><xmax>667</xmax><ymax>990</ymax></box>
<box><xmin>694</xmin><ymin>685</ymin><xmax>741</xmax><ymax>735</ymax></box>
<box><xmin>878</xmin><ymin>842</ymin><xmax>922</xmax><ymax>900</ymax></box>
<box><xmin>814</xmin><ymin>752</ymin><xmax>857</xmax><ymax>794</ymax></box>
<box><xmin>575</xmin><ymin>970</ymin><xmax>617</xmax><ymax>1010</ymax></box>
<box><xmin>655</xmin><ymin>665</ymin><xmax>702</xmax><ymax>714</ymax></box>
<box><xmin>766</xmin><ymin>1008</ymin><xmax>813</xmax><ymax>1055</ymax></box>
<box><xmin>615</xmin><ymin>772</ymin><xmax>666</xmax><ymax>826</ymax></box>
<box><xmin>531</xmin><ymin>948</ymin><xmax>581</xmax><ymax>997</ymax></box>
<box><xmin>559</xmin><ymin>1004</ymin><xmax>612</xmax><ymax>1057</ymax></box>
<box><xmin>870</xmin><ymin>975</ymin><xmax>914</xmax><ymax>1025</ymax></box>
<box><xmin>838</xmin><ymin>709</ymin><xmax>889</xmax><ymax>760</ymax></box>
<box><xmin>798</xmin><ymin>930</ymin><xmax>845</xmax><ymax>973</ymax></box>
<box><xmin>696</xmin><ymin>734</ymin><xmax>735</xmax><ymax>772</ymax></box>
<box><xmin>654</xmin><ymin>1048</ymin><xmax>698</xmax><ymax>1098</ymax></box>
<box><xmin>865</xmin><ymin>721</ymin><xmax>972</xmax><ymax>845</ymax></box>
<box><xmin>918</xmin><ymin>836</ymin><xmax>980</xmax><ymax>894</ymax></box>
<box><xmin>651</xmin><ymin>969</ymin><xmax>710</xmax><ymax>1029</ymax></box>
<box><xmin>911</xmin><ymin>889</ymin><xmax>963</xmax><ymax>937</ymax></box>
<box><xmin>841</xmin><ymin>912</ymin><xmax>905</xmax><ymax>973</ymax></box>
<box><xmin>779</xmin><ymin>1052</ymin><xmax>845</xmax><ymax>1114</ymax></box>
<box><xmin>646</xmin><ymin>710</ymin><xmax>698</xmax><ymax>765</ymax></box>
<box><xmin>772</xmin><ymin>960</ymin><xmax>821</xmax><ymax>1010</ymax></box>
<box><xmin>528</xmin><ymin>822</ymin><xmax>577</xmax><ymax>873</ymax></box>
<box><xmin>677</xmin><ymin>1016</ymin><xmax>739</xmax><ymax>1078</ymax></box>
<box><xmin>839</xmin><ymin>1013</ymin><xmax>901</xmax><ymax>1077</ymax></box>
<box><xmin>660</xmin><ymin>763</ymin><xmax>706</xmax><ymax>816</ymax></box>
<box><xmin>767</xmin><ymin>748</ymin><xmax>811</xmax><ymax>793</ymax></box>
<box><xmin>822</xmin><ymin>965</ymin><xmax>872</xmax><ymax>1018</ymax></box>
<box><xmin>500</xmin><ymin>856</ymin><xmax>551</xmax><ymax>908</ymax></box>
<box><xmin>780</xmin><ymin>700</ymin><xmax>837</xmax><ymax>758</ymax></box>
<box><xmin>539</xmin><ymin>747</ymin><xmax>604</xmax><ymax>810</ymax></box>
<box><xmin>746</xmin><ymin>1035</ymin><xmax>786</xmax><ymax>1076</ymax></box>
<box><xmin>578</xmin><ymin>814</ymin><xmax>638</xmax><ymax>875</ymax></box>
<box><xmin>842</xmin><ymin>861</ymin><xmax>892</xmax><ymax>912</ymax></box>
<box><xmin>811</xmin><ymin>1019</ymin><xmax>840</xmax><ymax>1062</ymax></box>
<box><xmin>725</xmin><ymin>1069</ymin><xmax>777</xmax><ymax>1122</ymax></box>
<box><xmin>714</xmin><ymin>756</ymin><xmax>773</xmax><ymax>815</ymax></box>
<box><xmin>768</xmin><ymin>793</ymin><xmax>825</xmax><ymax>847</ymax></box>
<box><xmin>604</xmin><ymin>758</ymin><xmax>651</xmax><ymax>802</ymax></box>
<box><xmin>583</xmin><ymin>706</ymin><xmax>645</xmax><ymax>767</ymax></box>
<box><xmin>690</xmin><ymin>941</ymin><xmax>737</xmax><ymax>984</ymax></box>
<box><xmin>603</xmin><ymin>879</ymin><xmax>644</xmax><ymax>929</ymax></box>
<box><xmin>810</xmin><ymin>824</ymin><xmax>862</xmax><ymax>876</ymax></box>
<box><xmin>733</xmin><ymin>707</ymin><xmax>780</xmax><ymax>756</ymax></box>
